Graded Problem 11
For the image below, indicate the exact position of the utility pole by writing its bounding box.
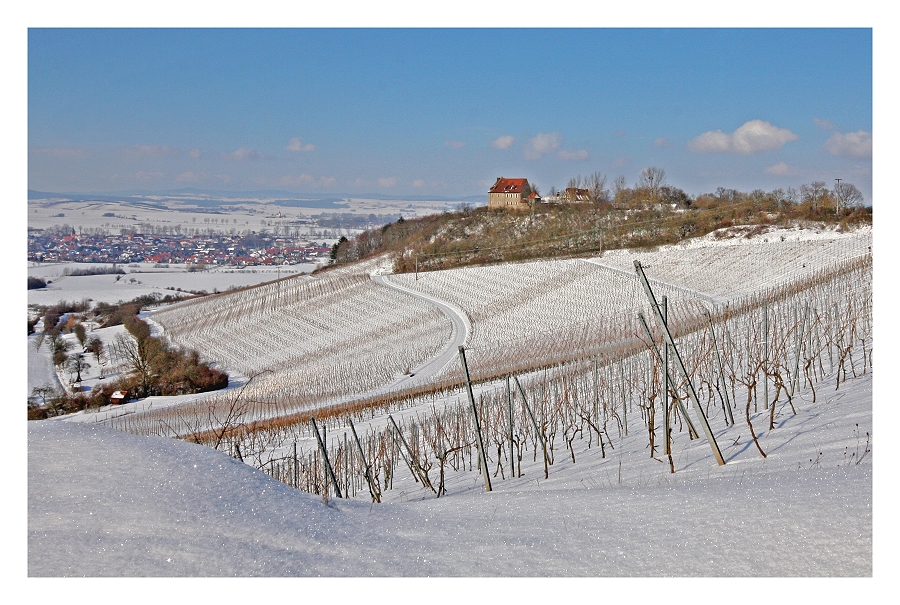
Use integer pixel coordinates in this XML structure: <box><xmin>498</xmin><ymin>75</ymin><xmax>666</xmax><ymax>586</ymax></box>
<box><xmin>835</xmin><ymin>178</ymin><xmax>842</xmax><ymax>213</ymax></box>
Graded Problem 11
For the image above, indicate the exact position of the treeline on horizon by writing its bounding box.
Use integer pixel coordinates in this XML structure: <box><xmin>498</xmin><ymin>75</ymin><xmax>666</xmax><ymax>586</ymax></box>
<box><xmin>328</xmin><ymin>168</ymin><xmax>872</xmax><ymax>274</ymax></box>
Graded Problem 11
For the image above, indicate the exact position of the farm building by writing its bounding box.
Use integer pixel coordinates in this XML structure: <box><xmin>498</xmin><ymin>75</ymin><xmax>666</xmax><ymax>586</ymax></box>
<box><xmin>561</xmin><ymin>187</ymin><xmax>594</xmax><ymax>203</ymax></box>
<box><xmin>488</xmin><ymin>177</ymin><xmax>536</xmax><ymax>210</ymax></box>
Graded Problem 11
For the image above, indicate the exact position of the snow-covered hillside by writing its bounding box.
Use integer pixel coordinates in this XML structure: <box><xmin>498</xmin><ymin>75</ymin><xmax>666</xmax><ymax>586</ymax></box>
<box><xmin>29</xmin><ymin>368</ymin><xmax>871</xmax><ymax>577</ymax></box>
<box><xmin>24</xmin><ymin>224</ymin><xmax>885</xmax><ymax>588</ymax></box>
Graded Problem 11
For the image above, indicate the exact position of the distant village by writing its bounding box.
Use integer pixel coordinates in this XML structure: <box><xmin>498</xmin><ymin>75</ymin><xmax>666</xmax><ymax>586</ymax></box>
<box><xmin>27</xmin><ymin>230</ymin><xmax>333</xmax><ymax>267</ymax></box>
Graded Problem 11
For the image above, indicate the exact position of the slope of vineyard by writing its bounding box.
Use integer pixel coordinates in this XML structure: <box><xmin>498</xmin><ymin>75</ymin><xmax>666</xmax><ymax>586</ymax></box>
<box><xmin>387</xmin><ymin>225</ymin><xmax>871</xmax><ymax>379</ymax></box>
<box><xmin>150</xmin><ymin>255</ymin><xmax>450</xmax><ymax>423</ymax></box>
<box><xmin>104</xmin><ymin>229</ymin><xmax>872</xmax><ymax>532</ymax></box>
<box><xmin>593</xmin><ymin>224</ymin><xmax>871</xmax><ymax>301</ymax></box>
<box><xmin>137</xmin><ymin>224</ymin><xmax>870</xmax><ymax>436</ymax></box>
<box><xmin>386</xmin><ymin>259</ymin><xmax>701</xmax><ymax>382</ymax></box>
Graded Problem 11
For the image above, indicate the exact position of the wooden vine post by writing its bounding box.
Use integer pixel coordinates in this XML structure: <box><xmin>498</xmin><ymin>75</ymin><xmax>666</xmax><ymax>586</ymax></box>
<box><xmin>792</xmin><ymin>302</ymin><xmax>809</xmax><ymax>396</ymax></box>
<box><xmin>662</xmin><ymin>296</ymin><xmax>671</xmax><ymax>453</ymax></box>
<box><xmin>458</xmin><ymin>346</ymin><xmax>492</xmax><ymax>492</ymax></box>
<box><xmin>513</xmin><ymin>375</ymin><xmax>550</xmax><ymax>479</ymax></box>
<box><xmin>506</xmin><ymin>376</ymin><xmax>515</xmax><ymax>478</ymax></box>
<box><xmin>348</xmin><ymin>418</ymin><xmax>380</xmax><ymax>503</ymax></box>
<box><xmin>388</xmin><ymin>414</ymin><xmax>435</xmax><ymax>493</ymax></box>
<box><xmin>293</xmin><ymin>441</ymin><xmax>299</xmax><ymax>489</ymax></box>
<box><xmin>634</xmin><ymin>260</ymin><xmax>726</xmax><ymax>466</ymax></box>
<box><xmin>310</xmin><ymin>417</ymin><xmax>343</xmax><ymax>498</ymax></box>
<box><xmin>704</xmin><ymin>310</ymin><xmax>735</xmax><ymax>425</ymax></box>
<box><xmin>637</xmin><ymin>311</ymin><xmax>699</xmax><ymax>440</ymax></box>
<box><xmin>763</xmin><ymin>301</ymin><xmax>769</xmax><ymax>409</ymax></box>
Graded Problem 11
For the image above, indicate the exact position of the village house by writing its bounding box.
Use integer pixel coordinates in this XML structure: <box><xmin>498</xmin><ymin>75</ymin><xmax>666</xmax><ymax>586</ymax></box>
<box><xmin>561</xmin><ymin>187</ymin><xmax>594</xmax><ymax>203</ymax></box>
<box><xmin>488</xmin><ymin>177</ymin><xmax>537</xmax><ymax>210</ymax></box>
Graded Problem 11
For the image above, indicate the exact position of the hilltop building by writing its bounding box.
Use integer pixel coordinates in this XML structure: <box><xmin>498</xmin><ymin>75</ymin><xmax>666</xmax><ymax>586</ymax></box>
<box><xmin>488</xmin><ymin>177</ymin><xmax>538</xmax><ymax>210</ymax></box>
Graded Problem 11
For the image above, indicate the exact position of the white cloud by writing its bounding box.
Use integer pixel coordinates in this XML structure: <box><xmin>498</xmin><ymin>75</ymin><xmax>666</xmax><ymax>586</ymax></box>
<box><xmin>412</xmin><ymin>179</ymin><xmax>425</xmax><ymax>188</ymax></box>
<box><xmin>378</xmin><ymin>177</ymin><xmax>398</xmax><ymax>187</ymax></box>
<box><xmin>813</xmin><ymin>118</ymin><xmax>837</xmax><ymax>131</ymax></box>
<box><xmin>491</xmin><ymin>135</ymin><xmax>515</xmax><ymax>150</ymax></box>
<box><xmin>824</xmin><ymin>130</ymin><xmax>872</xmax><ymax>157</ymax></box>
<box><xmin>525</xmin><ymin>132</ymin><xmax>562</xmax><ymax>160</ymax></box>
<box><xmin>765</xmin><ymin>161</ymin><xmax>796</xmax><ymax>176</ymax></box>
<box><xmin>688</xmin><ymin>120</ymin><xmax>798</xmax><ymax>154</ymax></box>
<box><xmin>319</xmin><ymin>176</ymin><xmax>336</xmax><ymax>187</ymax></box>
<box><xmin>445</xmin><ymin>140</ymin><xmax>466</xmax><ymax>149</ymax></box>
<box><xmin>285</xmin><ymin>137</ymin><xmax>316</xmax><ymax>152</ymax></box>
<box><xmin>189</xmin><ymin>148</ymin><xmax>202</xmax><ymax>159</ymax></box>
<box><xmin>689</xmin><ymin>130</ymin><xmax>731</xmax><ymax>153</ymax></box>
<box><xmin>654</xmin><ymin>137</ymin><xmax>668</xmax><ymax>148</ymax></box>
<box><xmin>557</xmin><ymin>149</ymin><xmax>589</xmax><ymax>161</ymax></box>
<box><xmin>279</xmin><ymin>174</ymin><xmax>315</xmax><ymax>187</ymax></box>
<box><xmin>226</xmin><ymin>147</ymin><xmax>262</xmax><ymax>161</ymax></box>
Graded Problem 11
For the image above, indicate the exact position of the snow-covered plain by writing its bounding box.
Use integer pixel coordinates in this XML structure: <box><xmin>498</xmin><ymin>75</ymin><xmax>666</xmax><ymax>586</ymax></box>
<box><xmin>28</xmin><ymin>261</ymin><xmax>322</xmax><ymax>307</ymax></box>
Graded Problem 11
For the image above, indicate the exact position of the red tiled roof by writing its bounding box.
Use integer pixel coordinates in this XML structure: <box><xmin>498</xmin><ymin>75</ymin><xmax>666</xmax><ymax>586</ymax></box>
<box><xmin>489</xmin><ymin>177</ymin><xmax>528</xmax><ymax>194</ymax></box>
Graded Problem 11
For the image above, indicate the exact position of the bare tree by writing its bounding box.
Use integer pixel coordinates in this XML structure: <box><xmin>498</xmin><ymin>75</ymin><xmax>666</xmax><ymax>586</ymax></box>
<box><xmin>66</xmin><ymin>354</ymin><xmax>90</xmax><ymax>385</ymax></box>
<box><xmin>114</xmin><ymin>333</ymin><xmax>164</xmax><ymax>396</ymax></box>
<box><xmin>785</xmin><ymin>186</ymin><xmax>799</xmax><ymax>205</ymax></box>
<box><xmin>638</xmin><ymin>166</ymin><xmax>667</xmax><ymax>200</ymax></box>
<box><xmin>73</xmin><ymin>322</ymin><xmax>87</xmax><ymax>350</ymax></box>
<box><xmin>801</xmin><ymin>181</ymin><xmax>827</xmax><ymax>209</ymax></box>
<box><xmin>86</xmin><ymin>337</ymin><xmax>105</xmax><ymax>377</ymax></box>
<box><xmin>52</xmin><ymin>337</ymin><xmax>71</xmax><ymax>368</ymax></box>
<box><xmin>612</xmin><ymin>174</ymin><xmax>629</xmax><ymax>206</ymax></box>
<box><xmin>587</xmin><ymin>171</ymin><xmax>610</xmax><ymax>202</ymax></box>
<box><xmin>835</xmin><ymin>182</ymin><xmax>865</xmax><ymax>209</ymax></box>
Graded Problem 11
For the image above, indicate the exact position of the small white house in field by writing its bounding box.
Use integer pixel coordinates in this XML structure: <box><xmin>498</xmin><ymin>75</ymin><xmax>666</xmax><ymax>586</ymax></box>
<box><xmin>110</xmin><ymin>390</ymin><xmax>128</xmax><ymax>405</ymax></box>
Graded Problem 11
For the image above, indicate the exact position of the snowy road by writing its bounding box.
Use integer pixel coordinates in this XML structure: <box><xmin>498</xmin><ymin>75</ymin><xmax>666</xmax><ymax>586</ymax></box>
<box><xmin>369</xmin><ymin>273</ymin><xmax>470</xmax><ymax>389</ymax></box>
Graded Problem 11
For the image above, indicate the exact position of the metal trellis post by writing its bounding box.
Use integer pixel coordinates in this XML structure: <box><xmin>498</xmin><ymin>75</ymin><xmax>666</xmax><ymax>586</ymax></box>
<box><xmin>634</xmin><ymin>260</ymin><xmax>726</xmax><ymax>466</ymax></box>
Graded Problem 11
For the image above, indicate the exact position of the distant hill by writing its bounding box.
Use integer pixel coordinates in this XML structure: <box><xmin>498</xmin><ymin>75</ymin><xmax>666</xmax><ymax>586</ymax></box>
<box><xmin>330</xmin><ymin>197</ymin><xmax>873</xmax><ymax>274</ymax></box>
<box><xmin>28</xmin><ymin>188</ymin><xmax>485</xmax><ymax>205</ymax></box>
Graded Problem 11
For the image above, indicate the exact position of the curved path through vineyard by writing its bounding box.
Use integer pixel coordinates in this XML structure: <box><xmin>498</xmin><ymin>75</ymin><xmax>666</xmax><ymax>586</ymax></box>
<box><xmin>370</xmin><ymin>274</ymin><xmax>470</xmax><ymax>390</ymax></box>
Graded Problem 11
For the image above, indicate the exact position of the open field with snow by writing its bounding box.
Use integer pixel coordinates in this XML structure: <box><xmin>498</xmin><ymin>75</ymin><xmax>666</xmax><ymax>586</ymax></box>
<box><xmin>28</xmin><ymin>193</ymin><xmax>465</xmax><ymax>235</ymax></box>
<box><xmin>26</xmin><ymin>223</ymin><xmax>881</xmax><ymax>582</ymax></box>
<box><xmin>28</xmin><ymin>261</ymin><xmax>323</xmax><ymax>307</ymax></box>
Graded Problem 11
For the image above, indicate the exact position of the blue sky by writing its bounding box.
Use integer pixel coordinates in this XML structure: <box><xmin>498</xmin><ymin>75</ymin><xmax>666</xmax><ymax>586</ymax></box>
<box><xmin>27</xmin><ymin>27</ymin><xmax>873</xmax><ymax>202</ymax></box>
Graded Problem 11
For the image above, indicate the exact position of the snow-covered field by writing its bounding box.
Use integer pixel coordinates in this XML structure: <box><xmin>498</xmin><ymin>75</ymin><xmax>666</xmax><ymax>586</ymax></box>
<box><xmin>28</xmin><ymin>261</ymin><xmax>322</xmax><ymax>307</ymax></box>
<box><xmin>22</xmin><ymin>223</ymin><xmax>889</xmax><ymax>591</ymax></box>
<box><xmin>27</xmin><ymin>194</ymin><xmax>462</xmax><ymax>235</ymax></box>
<box><xmin>28</xmin><ymin>367</ymin><xmax>872</xmax><ymax>577</ymax></box>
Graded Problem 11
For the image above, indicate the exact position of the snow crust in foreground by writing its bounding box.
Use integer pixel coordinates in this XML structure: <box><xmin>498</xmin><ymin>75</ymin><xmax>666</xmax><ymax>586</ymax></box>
<box><xmin>29</xmin><ymin>373</ymin><xmax>872</xmax><ymax>578</ymax></box>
